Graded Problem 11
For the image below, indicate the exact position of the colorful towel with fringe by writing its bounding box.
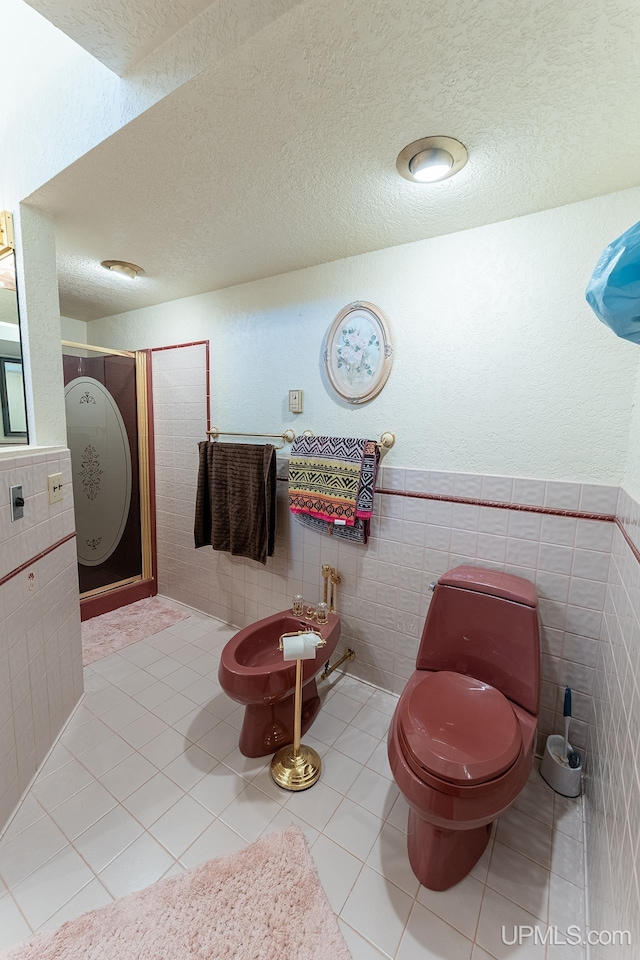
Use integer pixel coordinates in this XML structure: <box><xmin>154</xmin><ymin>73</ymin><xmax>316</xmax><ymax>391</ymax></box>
<box><xmin>355</xmin><ymin>441</ymin><xmax>379</xmax><ymax>519</ymax></box>
<box><xmin>295</xmin><ymin>513</ymin><xmax>372</xmax><ymax>544</ymax></box>
<box><xmin>289</xmin><ymin>437</ymin><xmax>379</xmax><ymax>538</ymax></box>
<box><xmin>288</xmin><ymin>435</ymin><xmax>371</xmax><ymax>525</ymax></box>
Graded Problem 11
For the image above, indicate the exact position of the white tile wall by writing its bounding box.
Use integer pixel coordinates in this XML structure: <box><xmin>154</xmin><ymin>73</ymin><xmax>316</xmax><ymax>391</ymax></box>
<box><xmin>0</xmin><ymin>449</ymin><xmax>76</xmax><ymax>580</ymax></box>
<box><xmin>152</xmin><ymin>346</ymin><xmax>617</xmax><ymax>758</ymax></box>
<box><xmin>586</xmin><ymin>489</ymin><xmax>640</xmax><ymax>958</ymax></box>
<box><xmin>153</xmin><ymin>342</ymin><xmax>209</xmax><ymax>601</ymax></box>
<box><xmin>0</xmin><ymin>449</ymin><xmax>82</xmax><ymax>832</ymax></box>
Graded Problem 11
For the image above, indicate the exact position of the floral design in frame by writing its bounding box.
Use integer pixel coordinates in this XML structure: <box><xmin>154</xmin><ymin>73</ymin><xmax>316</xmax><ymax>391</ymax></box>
<box><xmin>324</xmin><ymin>301</ymin><xmax>394</xmax><ymax>404</ymax></box>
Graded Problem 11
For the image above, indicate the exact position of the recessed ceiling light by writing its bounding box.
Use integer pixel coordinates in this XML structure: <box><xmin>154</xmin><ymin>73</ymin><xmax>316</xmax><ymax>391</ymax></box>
<box><xmin>396</xmin><ymin>136</ymin><xmax>468</xmax><ymax>184</ymax></box>
<box><xmin>100</xmin><ymin>260</ymin><xmax>145</xmax><ymax>280</ymax></box>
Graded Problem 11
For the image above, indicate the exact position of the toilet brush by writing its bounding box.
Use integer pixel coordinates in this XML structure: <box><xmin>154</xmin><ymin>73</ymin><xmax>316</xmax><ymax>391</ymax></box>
<box><xmin>540</xmin><ymin>686</ymin><xmax>582</xmax><ymax>797</ymax></box>
<box><xmin>563</xmin><ymin>686</ymin><xmax>571</xmax><ymax>761</ymax></box>
<box><xmin>563</xmin><ymin>686</ymin><xmax>581</xmax><ymax>768</ymax></box>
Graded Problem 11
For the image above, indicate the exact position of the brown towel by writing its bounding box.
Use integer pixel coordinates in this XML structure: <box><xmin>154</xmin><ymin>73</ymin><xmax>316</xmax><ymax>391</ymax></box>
<box><xmin>195</xmin><ymin>442</ymin><xmax>276</xmax><ymax>565</ymax></box>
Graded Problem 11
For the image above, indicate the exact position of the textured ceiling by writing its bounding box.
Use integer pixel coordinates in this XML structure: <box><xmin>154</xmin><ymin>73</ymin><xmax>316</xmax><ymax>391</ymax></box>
<box><xmin>28</xmin><ymin>0</ymin><xmax>640</xmax><ymax>322</ymax></box>
<box><xmin>23</xmin><ymin>0</ymin><xmax>215</xmax><ymax>73</ymax></box>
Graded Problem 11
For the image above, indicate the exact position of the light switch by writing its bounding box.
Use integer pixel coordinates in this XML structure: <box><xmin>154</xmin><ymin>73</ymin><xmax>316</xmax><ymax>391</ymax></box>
<box><xmin>48</xmin><ymin>473</ymin><xmax>64</xmax><ymax>504</ymax></box>
<box><xmin>10</xmin><ymin>485</ymin><xmax>24</xmax><ymax>522</ymax></box>
<box><xmin>288</xmin><ymin>389</ymin><xmax>303</xmax><ymax>414</ymax></box>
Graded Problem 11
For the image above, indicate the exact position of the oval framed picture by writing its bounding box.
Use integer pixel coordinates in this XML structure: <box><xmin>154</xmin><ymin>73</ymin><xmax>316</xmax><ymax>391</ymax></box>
<box><xmin>324</xmin><ymin>301</ymin><xmax>394</xmax><ymax>404</ymax></box>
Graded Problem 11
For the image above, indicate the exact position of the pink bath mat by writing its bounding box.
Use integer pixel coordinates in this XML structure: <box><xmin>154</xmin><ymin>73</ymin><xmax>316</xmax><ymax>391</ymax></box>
<box><xmin>0</xmin><ymin>827</ymin><xmax>351</xmax><ymax>960</ymax></box>
<box><xmin>82</xmin><ymin>596</ymin><xmax>190</xmax><ymax>665</ymax></box>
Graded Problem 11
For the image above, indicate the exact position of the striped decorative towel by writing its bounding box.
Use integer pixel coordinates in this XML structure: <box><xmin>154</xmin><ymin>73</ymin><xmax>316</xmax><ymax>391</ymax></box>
<box><xmin>195</xmin><ymin>441</ymin><xmax>276</xmax><ymax>565</ymax></box>
<box><xmin>295</xmin><ymin>513</ymin><xmax>372</xmax><ymax>544</ymax></box>
<box><xmin>289</xmin><ymin>436</ymin><xmax>379</xmax><ymax>540</ymax></box>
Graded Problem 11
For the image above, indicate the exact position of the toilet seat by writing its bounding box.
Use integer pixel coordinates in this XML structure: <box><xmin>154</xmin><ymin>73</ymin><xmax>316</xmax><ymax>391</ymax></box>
<box><xmin>398</xmin><ymin>671</ymin><xmax>522</xmax><ymax>786</ymax></box>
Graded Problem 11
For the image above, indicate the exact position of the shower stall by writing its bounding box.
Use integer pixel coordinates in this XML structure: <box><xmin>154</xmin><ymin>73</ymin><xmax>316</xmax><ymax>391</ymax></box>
<box><xmin>62</xmin><ymin>341</ymin><xmax>156</xmax><ymax>619</ymax></box>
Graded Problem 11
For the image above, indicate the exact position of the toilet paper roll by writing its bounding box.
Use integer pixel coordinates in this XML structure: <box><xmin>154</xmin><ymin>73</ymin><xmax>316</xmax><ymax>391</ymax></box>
<box><xmin>282</xmin><ymin>634</ymin><xmax>320</xmax><ymax>661</ymax></box>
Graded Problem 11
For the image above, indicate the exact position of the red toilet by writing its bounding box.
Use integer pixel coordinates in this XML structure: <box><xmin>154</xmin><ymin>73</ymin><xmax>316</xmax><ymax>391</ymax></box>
<box><xmin>388</xmin><ymin>565</ymin><xmax>540</xmax><ymax>890</ymax></box>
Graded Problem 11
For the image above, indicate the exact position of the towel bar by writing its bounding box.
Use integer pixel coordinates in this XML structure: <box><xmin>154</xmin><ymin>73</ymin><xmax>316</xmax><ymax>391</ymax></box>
<box><xmin>206</xmin><ymin>427</ymin><xmax>295</xmax><ymax>450</ymax></box>
<box><xmin>205</xmin><ymin>428</ymin><xmax>396</xmax><ymax>451</ymax></box>
<box><xmin>302</xmin><ymin>429</ymin><xmax>396</xmax><ymax>451</ymax></box>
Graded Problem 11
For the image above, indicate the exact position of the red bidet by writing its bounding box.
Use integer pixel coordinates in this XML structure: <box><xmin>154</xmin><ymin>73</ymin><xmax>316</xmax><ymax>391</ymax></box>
<box><xmin>218</xmin><ymin>610</ymin><xmax>341</xmax><ymax>757</ymax></box>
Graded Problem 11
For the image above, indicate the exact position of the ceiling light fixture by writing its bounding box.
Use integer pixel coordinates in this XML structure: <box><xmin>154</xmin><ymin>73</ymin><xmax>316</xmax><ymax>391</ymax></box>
<box><xmin>396</xmin><ymin>136</ymin><xmax>468</xmax><ymax>184</ymax></box>
<box><xmin>100</xmin><ymin>260</ymin><xmax>145</xmax><ymax>280</ymax></box>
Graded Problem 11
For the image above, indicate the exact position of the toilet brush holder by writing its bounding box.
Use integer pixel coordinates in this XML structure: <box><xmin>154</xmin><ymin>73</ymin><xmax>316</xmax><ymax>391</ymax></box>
<box><xmin>540</xmin><ymin>734</ymin><xmax>582</xmax><ymax>798</ymax></box>
<box><xmin>270</xmin><ymin>630</ymin><xmax>326</xmax><ymax>791</ymax></box>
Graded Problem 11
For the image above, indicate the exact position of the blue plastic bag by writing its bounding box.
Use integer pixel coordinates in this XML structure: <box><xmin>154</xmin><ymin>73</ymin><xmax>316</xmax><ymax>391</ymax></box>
<box><xmin>586</xmin><ymin>221</ymin><xmax>640</xmax><ymax>343</ymax></box>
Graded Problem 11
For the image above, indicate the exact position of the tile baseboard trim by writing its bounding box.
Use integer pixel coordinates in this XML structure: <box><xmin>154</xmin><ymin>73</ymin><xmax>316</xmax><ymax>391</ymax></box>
<box><xmin>375</xmin><ymin>487</ymin><xmax>615</xmax><ymax>522</ymax></box>
<box><xmin>614</xmin><ymin>515</ymin><xmax>640</xmax><ymax>565</ymax></box>
<box><xmin>276</xmin><ymin>477</ymin><xmax>615</xmax><ymax>523</ymax></box>
<box><xmin>0</xmin><ymin>532</ymin><xmax>76</xmax><ymax>588</ymax></box>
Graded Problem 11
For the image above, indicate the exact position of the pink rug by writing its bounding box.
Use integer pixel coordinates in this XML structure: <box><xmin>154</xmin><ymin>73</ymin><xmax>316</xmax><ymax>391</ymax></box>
<box><xmin>0</xmin><ymin>827</ymin><xmax>351</xmax><ymax>960</ymax></box>
<box><xmin>82</xmin><ymin>596</ymin><xmax>190</xmax><ymax>665</ymax></box>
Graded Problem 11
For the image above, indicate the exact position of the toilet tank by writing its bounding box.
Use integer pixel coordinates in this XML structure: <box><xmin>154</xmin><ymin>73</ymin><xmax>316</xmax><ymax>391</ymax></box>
<box><xmin>417</xmin><ymin>566</ymin><xmax>540</xmax><ymax>715</ymax></box>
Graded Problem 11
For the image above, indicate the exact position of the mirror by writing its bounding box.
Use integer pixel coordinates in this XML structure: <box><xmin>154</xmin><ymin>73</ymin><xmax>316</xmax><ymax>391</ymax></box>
<box><xmin>0</xmin><ymin>251</ymin><xmax>28</xmax><ymax>443</ymax></box>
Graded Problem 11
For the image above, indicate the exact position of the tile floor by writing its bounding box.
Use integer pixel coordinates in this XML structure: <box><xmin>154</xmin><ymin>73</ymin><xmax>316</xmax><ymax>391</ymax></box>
<box><xmin>0</xmin><ymin>604</ymin><xmax>587</xmax><ymax>959</ymax></box>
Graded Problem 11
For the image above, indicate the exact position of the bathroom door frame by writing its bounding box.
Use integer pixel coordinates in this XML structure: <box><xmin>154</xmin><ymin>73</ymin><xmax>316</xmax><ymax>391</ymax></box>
<box><xmin>61</xmin><ymin>341</ymin><xmax>157</xmax><ymax>619</ymax></box>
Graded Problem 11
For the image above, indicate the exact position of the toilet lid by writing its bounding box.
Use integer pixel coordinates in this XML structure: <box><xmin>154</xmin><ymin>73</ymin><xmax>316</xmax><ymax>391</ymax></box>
<box><xmin>398</xmin><ymin>671</ymin><xmax>522</xmax><ymax>785</ymax></box>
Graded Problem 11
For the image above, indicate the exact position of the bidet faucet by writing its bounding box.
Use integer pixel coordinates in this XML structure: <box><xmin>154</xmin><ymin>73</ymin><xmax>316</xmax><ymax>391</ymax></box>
<box><xmin>321</xmin><ymin>564</ymin><xmax>342</xmax><ymax>613</ymax></box>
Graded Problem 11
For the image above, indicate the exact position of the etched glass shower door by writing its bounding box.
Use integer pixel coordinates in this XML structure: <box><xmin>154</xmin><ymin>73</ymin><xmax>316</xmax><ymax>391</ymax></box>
<box><xmin>63</xmin><ymin>344</ymin><xmax>151</xmax><ymax>600</ymax></box>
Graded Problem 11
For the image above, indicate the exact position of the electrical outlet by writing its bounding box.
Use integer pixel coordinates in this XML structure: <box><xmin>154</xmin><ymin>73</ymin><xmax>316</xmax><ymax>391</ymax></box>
<box><xmin>48</xmin><ymin>473</ymin><xmax>64</xmax><ymax>504</ymax></box>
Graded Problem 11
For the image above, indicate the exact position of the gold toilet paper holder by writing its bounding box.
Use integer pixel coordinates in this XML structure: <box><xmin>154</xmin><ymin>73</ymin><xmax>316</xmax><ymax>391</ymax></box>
<box><xmin>270</xmin><ymin>630</ymin><xmax>327</xmax><ymax>791</ymax></box>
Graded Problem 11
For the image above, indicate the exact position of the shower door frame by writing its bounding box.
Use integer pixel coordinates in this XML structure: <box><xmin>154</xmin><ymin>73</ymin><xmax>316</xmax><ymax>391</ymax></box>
<box><xmin>62</xmin><ymin>341</ymin><xmax>157</xmax><ymax>619</ymax></box>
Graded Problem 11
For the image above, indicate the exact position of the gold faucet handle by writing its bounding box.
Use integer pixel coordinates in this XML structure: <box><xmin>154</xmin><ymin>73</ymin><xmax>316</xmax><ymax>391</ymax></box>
<box><xmin>321</xmin><ymin>564</ymin><xmax>334</xmax><ymax>606</ymax></box>
<box><xmin>328</xmin><ymin>568</ymin><xmax>341</xmax><ymax>613</ymax></box>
